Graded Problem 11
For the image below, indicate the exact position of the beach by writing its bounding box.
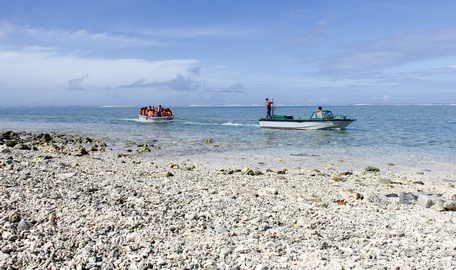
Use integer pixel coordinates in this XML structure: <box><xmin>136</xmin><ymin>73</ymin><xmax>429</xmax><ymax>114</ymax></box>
<box><xmin>1</xmin><ymin>131</ymin><xmax>455</xmax><ymax>269</ymax></box>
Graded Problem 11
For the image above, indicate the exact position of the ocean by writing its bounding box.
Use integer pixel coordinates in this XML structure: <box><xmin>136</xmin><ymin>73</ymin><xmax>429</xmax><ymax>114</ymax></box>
<box><xmin>1</xmin><ymin>105</ymin><xmax>455</xmax><ymax>173</ymax></box>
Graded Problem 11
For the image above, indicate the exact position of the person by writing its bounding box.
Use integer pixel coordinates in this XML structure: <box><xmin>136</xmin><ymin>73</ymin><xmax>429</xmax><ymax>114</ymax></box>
<box><xmin>316</xmin><ymin>106</ymin><xmax>323</xmax><ymax>118</ymax></box>
<box><xmin>156</xmin><ymin>105</ymin><xmax>163</xmax><ymax>117</ymax></box>
<box><xmin>147</xmin><ymin>106</ymin><xmax>154</xmax><ymax>118</ymax></box>
<box><xmin>265</xmin><ymin>98</ymin><xmax>273</xmax><ymax>119</ymax></box>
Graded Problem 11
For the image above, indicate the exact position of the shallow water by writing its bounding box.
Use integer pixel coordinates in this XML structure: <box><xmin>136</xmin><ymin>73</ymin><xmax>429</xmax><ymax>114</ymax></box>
<box><xmin>1</xmin><ymin>105</ymin><xmax>455</xmax><ymax>171</ymax></box>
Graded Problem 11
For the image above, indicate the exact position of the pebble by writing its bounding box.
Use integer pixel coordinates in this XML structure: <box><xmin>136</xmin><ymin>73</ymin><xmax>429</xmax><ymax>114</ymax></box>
<box><xmin>1</xmin><ymin>131</ymin><xmax>455</xmax><ymax>269</ymax></box>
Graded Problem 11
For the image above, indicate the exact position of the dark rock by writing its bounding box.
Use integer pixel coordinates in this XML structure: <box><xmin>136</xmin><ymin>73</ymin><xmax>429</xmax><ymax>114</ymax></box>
<box><xmin>385</xmin><ymin>193</ymin><xmax>399</xmax><ymax>198</ymax></box>
<box><xmin>364</xmin><ymin>166</ymin><xmax>380</xmax><ymax>172</ymax></box>
<box><xmin>40</xmin><ymin>133</ymin><xmax>52</xmax><ymax>143</ymax></box>
<box><xmin>2</xmin><ymin>131</ymin><xmax>16</xmax><ymax>140</ymax></box>
<box><xmin>5</xmin><ymin>140</ymin><xmax>17</xmax><ymax>147</ymax></box>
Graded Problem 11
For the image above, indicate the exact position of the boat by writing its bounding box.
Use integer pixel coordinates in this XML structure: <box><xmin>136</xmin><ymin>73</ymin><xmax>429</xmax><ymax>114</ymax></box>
<box><xmin>259</xmin><ymin>109</ymin><xmax>356</xmax><ymax>130</ymax></box>
<box><xmin>138</xmin><ymin>115</ymin><xmax>174</xmax><ymax>121</ymax></box>
<box><xmin>138</xmin><ymin>106</ymin><xmax>174</xmax><ymax>122</ymax></box>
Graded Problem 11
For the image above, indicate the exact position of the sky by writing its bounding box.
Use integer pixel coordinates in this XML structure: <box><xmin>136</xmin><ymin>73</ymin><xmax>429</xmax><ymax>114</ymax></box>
<box><xmin>1</xmin><ymin>0</ymin><xmax>456</xmax><ymax>106</ymax></box>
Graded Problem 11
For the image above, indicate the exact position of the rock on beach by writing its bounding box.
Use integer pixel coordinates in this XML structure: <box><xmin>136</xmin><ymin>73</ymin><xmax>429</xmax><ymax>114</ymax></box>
<box><xmin>0</xmin><ymin>131</ymin><xmax>455</xmax><ymax>269</ymax></box>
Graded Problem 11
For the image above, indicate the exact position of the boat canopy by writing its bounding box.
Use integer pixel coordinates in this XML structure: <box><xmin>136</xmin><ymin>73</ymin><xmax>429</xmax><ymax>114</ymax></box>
<box><xmin>309</xmin><ymin>110</ymin><xmax>334</xmax><ymax>120</ymax></box>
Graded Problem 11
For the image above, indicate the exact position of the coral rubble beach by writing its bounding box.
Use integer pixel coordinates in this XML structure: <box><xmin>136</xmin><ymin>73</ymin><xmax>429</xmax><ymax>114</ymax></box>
<box><xmin>1</xmin><ymin>131</ymin><xmax>455</xmax><ymax>269</ymax></box>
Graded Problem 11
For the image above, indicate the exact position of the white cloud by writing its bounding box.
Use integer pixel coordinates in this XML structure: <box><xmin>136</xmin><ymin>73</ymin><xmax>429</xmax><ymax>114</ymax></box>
<box><xmin>0</xmin><ymin>21</ymin><xmax>162</xmax><ymax>50</ymax></box>
<box><xmin>0</xmin><ymin>47</ymin><xmax>200</xmax><ymax>91</ymax></box>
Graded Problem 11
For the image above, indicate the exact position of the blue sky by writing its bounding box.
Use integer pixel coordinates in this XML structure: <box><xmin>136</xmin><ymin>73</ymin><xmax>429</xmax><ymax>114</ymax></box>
<box><xmin>1</xmin><ymin>0</ymin><xmax>456</xmax><ymax>106</ymax></box>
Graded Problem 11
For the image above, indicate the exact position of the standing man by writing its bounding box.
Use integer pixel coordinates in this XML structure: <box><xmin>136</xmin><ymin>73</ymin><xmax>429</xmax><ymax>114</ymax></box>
<box><xmin>265</xmin><ymin>98</ymin><xmax>273</xmax><ymax>119</ymax></box>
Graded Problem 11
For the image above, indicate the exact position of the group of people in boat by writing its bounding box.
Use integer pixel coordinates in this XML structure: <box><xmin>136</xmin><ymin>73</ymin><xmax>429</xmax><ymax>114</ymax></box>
<box><xmin>139</xmin><ymin>105</ymin><xmax>174</xmax><ymax>118</ymax></box>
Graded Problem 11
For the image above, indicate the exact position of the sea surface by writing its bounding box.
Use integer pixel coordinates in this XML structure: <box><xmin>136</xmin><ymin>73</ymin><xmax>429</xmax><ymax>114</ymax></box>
<box><xmin>1</xmin><ymin>105</ymin><xmax>455</xmax><ymax>172</ymax></box>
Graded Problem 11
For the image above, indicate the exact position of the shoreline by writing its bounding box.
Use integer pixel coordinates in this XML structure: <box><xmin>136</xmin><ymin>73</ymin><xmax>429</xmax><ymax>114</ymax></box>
<box><xmin>1</xmin><ymin>131</ymin><xmax>455</xmax><ymax>268</ymax></box>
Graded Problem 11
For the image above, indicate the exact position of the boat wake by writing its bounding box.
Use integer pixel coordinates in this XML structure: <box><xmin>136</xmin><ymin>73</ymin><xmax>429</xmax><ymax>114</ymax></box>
<box><xmin>221</xmin><ymin>122</ymin><xmax>250</xmax><ymax>126</ymax></box>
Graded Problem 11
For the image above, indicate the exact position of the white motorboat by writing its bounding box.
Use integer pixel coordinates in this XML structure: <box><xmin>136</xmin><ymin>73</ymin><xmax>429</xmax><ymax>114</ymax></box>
<box><xmin>259</xmin><ymin>110</ymin><xmax>356</xmax><ymax>130</ymax></box>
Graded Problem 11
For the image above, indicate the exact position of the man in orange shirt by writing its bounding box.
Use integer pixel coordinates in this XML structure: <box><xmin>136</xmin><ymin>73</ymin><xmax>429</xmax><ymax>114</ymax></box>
<box><xmin>265</xmin><ymin>98</ymin><xmax>273</xmax><ymax>119</ymax></box>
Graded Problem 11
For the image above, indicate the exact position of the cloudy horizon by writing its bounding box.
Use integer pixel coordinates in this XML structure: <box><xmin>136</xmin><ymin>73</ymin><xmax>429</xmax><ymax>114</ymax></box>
<box><xmin>1</xmin><ymin>1</ymin><xmax>456</xmax><ymax>106</ymax></box>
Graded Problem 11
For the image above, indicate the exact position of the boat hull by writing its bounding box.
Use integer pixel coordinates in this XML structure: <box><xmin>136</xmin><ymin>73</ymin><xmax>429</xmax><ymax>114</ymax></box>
<box><xmin>258</xmin><ymin>119</ymin><xmax>354</xmax><ymax>130</ymax></box>
<box><xmin>138</xmin><ymin>115</ymin><xmax>174</xmax><ymax>122</ymax></box>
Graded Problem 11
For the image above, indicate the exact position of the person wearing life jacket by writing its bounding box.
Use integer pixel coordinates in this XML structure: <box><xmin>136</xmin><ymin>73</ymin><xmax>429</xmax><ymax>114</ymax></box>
<box><xmin>165</xmin><ymin>108</ymin><xmax>173</xmax><ymax>117</ymax></box>
<box><xmin>265</xmin><ymin>98</ymin><xmax>273</xmax><ymax>119</ymax></box>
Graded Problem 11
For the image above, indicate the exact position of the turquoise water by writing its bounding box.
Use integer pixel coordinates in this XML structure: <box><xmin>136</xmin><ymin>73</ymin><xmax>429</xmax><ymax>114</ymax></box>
<box><xmin>1</xmin><ymin>105</ymin><xmax>455</xmax><ymax>168</ymax></box>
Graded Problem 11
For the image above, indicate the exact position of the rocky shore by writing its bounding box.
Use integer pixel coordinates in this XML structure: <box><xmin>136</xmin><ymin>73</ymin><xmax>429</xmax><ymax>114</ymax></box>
<box><xmin>1</xmin><ymin>131</ymin><xmax>455</xmax><ymax>269</ymax></box>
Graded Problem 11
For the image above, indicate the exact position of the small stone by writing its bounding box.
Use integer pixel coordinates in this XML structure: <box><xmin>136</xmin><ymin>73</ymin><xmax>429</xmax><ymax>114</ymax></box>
<box><xmin>416</xmin><ymin>194</ymin><xmax>434</xmax><ymax>208</ymax></box>
<box><xmin>431</xmin><ymin>199</ymin><xmax>445</xmax><ymax>212</ymax></box>
<box><xmin>1</xmin><ymin>148</ymin><xmax>11</xmax><ymax>154</ymax></box>
<box><xmin>241</xmin><ymin>167</ymin><xmax>254</xmax><ymax>175</ymax></box>
<box><xmin>368</xmin><ymin>193</ymin><xmax>390</xmax><ymax>206</ymax></box>
<box><xmin>9</xmin><ymin>212</ymin><xmax>21</xmax><ymax>223</ymax></box>
<box><xmin>162</xmin><ymin>171</ymin><xmax>174</xmax><ymax>177</ymax></box>
<box><xmin>443</xmin><ymin>201</ymin><xmax>456</xmax><ymax>211</ymax></box>
<box><xmin>40</xmin><ymin>133</ymin><xmax>52</xmax><ymax>143</ymax></box>
<box><xmin>259</xmin><ymin>187</ymin><xmax>278</xmax><ymax>195</ymax></box>
<box><xmin>14</xmin><ymin>143</ymin><xmax>31</xmax><ymax>150</ymax></box>
<box><xmin>156</xmin><ymin>256</ymin><xmax>166</xmax><ymax>265</ymax></box>
<box><xmin>385</xmin><ymin>193</ymin><xmax>398</xmax><ymax>198</ymax></box>
<box><xmin>17</xmin><ymin>219</ymin><xmax>32</xmax><ymax>232</ymax></box>
<box><xmin>338</xmin><ymin>171</ymin><xmax>353</xmax><ymax>176</ymax></box>
<box><xmin>379</xmin><ymin>179</ymin><xmax>393</xmax><ymax>185</ymax></box>
<box><xmin>167</xmin><ymin>163</ymin><xmax>179</xmax><ymax>169</ymax></box>
<box><xmin>364</xmin><ymin>166</ymin><xmax>380</xmax><ymax>172</ymax></box>
<box><xmin>307</xmin><ymin>197</ymin><xmax>322</xmax><ymax>203</ymax></box>
<box><xmin>220</xmin><ymin>248</ymin><xmax>231</xmax><ymax>259</ymax></box>
<box><xmin>58</xmin><ymin>172</ymin><xmax>76</xmax><ymax>179</ymax></box>
<box><xmin>399</xmin><ymin>192</ymin><xmax>418</xmax><ymax>204</ymax></box>
<box><xmin>5</xmin><ymin>140</ymin><xmax>17</xmax><ymax>147</ymax></box>
<box><xmin>253</xmin><ymin>170</ymin><xmax>262</xmax><ymax>175</ymax></box>
<box><xmin>339</xmin><ymin>190</ymin><xmax>363</xmax><ymax>200</ymax></box>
